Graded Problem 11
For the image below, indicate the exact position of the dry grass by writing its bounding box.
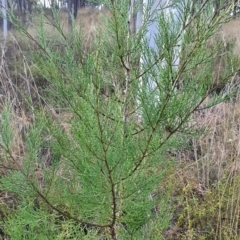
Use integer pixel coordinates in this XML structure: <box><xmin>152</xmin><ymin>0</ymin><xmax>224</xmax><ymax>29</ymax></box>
<box><xmin>220</xmin><ymin>17</ymin><xmax>240</xmax><ymax>56</ymax></box>
<box><xmin>25</xmin><ymin>7</ymin><xmax>111</xmax><ymax>51</ymax></box>
<box><xmin>168</xmin><ymin>84</ymin><xmax>240</xmax><ymax>238</ymax></box>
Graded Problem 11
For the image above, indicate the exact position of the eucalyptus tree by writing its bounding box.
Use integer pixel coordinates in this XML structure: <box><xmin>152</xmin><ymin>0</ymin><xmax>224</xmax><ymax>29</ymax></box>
<box><xmin>0</xmin><ymin>0</ymin><xmax>237</xmax><ymax>239</ymax></box>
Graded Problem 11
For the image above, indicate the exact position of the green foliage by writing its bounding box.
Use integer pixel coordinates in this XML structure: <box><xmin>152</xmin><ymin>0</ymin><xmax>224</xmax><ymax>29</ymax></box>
<box><xmin>0</xmin><ymin>104</ymin><xmax>13</xmax><ymax>151</ymax></box>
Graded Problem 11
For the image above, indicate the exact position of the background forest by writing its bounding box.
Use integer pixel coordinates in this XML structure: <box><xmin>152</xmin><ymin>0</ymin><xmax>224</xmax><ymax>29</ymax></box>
<box><xmin>0</xmin><ymin>0</ymin><xmax>240</xmax><ymax>239</ymax></box>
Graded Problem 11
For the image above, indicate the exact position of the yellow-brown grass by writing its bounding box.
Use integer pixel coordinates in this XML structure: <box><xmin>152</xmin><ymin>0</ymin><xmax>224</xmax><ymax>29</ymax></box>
<box><xmin>220</xmin><ymin>17</ymin><xmax>240</xmax><ymax>56</ymax></box>
<box><xmin>26</xmin><ymin>7</ymin><xmax>111</xmax><ymax>49</ymax></box>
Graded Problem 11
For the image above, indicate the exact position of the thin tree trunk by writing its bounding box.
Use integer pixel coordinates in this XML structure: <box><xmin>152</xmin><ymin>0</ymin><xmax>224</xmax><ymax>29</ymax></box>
<box><xmin>233</xmin><ymin>0</ymin><xmax>238</xmax><ymax>17</ymax></box>
<box><xmin>79</xmin><ymin>0</ymin><xmax>85</xmax><ymax>8</ymax></box>
<box><xmin>73</xmin><ymin>0</ymin><xmax>77</xmax><ymax>18</ymax></box>
<box><xmin>214</xmin><ymin>0</ymin><xmax>220</xmax><ymax>16</ymax></box>
<box><xmin>68</xmin><ymin>0</ymin><xmax>79</xmax><ymax>31</ymax></box>
<box><xmin>1</xmin><ymin>0</ymin><xmax>7</xmax><ymax>38</ymax></box>
<box><xmin>22</xmin><ymin>0</ymin><xmax>27</xmax><ymax>26</ymax></box>
<box><xmin>129</xmin><ymin>0</ymin><xmax>137</xmax><ymax>34</ymax></box>
<box><xmin>28</xmin><ymin>0</ymin><xmax>32</xmax><ymax>22</ymax></box>
<box><xmin>68</xmin><ymin>0</ymin><xmax>72</xmax><ymax>31</ymax></box>
<box><xmin>18</xmin><ymin>0</ymin><xmax>22</xmax><ymax>12</ymax></box>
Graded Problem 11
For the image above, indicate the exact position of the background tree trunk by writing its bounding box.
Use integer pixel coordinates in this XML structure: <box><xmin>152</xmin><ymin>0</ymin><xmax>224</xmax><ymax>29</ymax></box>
<box><xmin>1</xmin><ymin>0</ymin><xmax>7</xmax><ymax>38</ymax></box>
<box><xmin>68</xmin><ymin>0</ymin><xmax>79</xmax><ymax>31</ymax></box>
<box><xmin>68</xmin><ymin>0</ymin><xmax>72</xmax><ymax>31</ymax></box>
<box><xmin>233</xmin><ymin>0</ymin><xmax>238</xmax><ymax>17</ymax></box>
<box><xmin>28</xmin><ymin>0</ymin><xmax>32</xmax><ymax>22</ymax></box>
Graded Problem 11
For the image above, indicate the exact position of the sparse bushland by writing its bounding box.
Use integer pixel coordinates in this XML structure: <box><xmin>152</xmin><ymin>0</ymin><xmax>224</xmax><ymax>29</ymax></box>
<box><xmin>0</xmin><ymin>1</ymin><xmax>239</xmax><ymax>239</ymax></box>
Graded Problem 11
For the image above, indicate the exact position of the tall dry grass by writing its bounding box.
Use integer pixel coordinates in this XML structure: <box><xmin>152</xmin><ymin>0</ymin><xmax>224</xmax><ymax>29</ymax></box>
<box><xmin>167</xmin><ymin>92</ymin><xmax>240</xmax><ymax>239</ymax></box>
<box><xmin>162</xmin><ymin>18</ymin><xmax>240</xmax><ymax>239</ymax></box>
<box><xmin>25</xmin><ymin>7</ymin><xmax>111</xmax><ymax>51</ymax></box>
<box><xmin>220</xmin><ymin>17</ymin><xmax>240</xmax><ymax>57</ymax></box>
